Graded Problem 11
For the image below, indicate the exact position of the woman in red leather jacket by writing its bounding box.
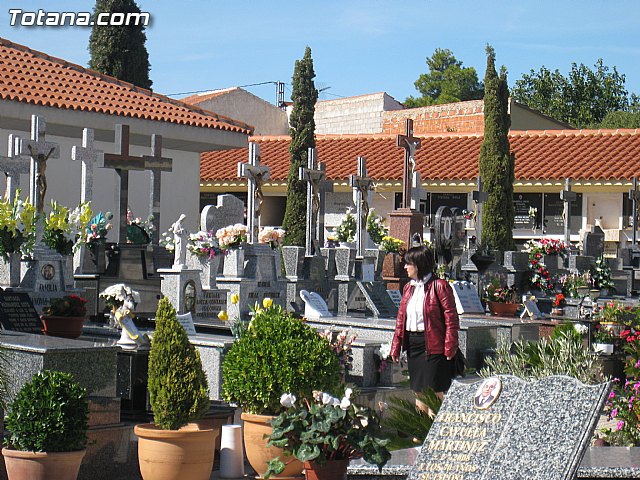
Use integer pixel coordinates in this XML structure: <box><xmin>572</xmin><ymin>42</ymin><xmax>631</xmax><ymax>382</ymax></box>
<box><xmin>390</xmin><ymin>244</ymin><xmax>459</xmax><ymax>412</ymax></box>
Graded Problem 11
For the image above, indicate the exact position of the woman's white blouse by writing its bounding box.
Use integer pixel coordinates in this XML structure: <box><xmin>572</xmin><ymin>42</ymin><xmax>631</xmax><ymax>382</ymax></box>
<box><xmin>405</xmin><ymin>273</ymin><xmax>432</xmax><ymax>332</ymax></box>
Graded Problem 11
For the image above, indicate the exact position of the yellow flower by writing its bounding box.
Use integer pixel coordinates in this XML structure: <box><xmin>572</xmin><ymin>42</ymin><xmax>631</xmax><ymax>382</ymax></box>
<box><xmin>262</xmin><ymin>297</ymin><xmax>273</xmax><ymax>309</ymax></box>
<box><xmin>230</xmin><ymin>293</ymin><xmax>239</xmax><ymax>305</ymax></box>
<box><xmin>217</xmin><ymin>310</ymin><xmax>228</xmax><ymax>321</ymax></box>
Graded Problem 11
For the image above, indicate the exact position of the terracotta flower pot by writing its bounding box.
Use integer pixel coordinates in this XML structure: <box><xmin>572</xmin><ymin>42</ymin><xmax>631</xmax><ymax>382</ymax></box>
<box><xmin>487</xmin><ymin>301</ymin><xmax>519</xmax><ymax>317</ymax></box>
<box><xmin>241</xmin><ymin>412</ymin><xmax>303</xmax><ymax>479</ymax></box>
<box><xmin>2</xmin><ymin>447</ymin><xmax>86</xmax><ymax>480</ymax></box>
<box><xmin>303</xmin><ymin>459</ymin><xmax>349</xmax><ymax>480</ymax></box>
<box><xmin>134</xmin><ymin>423</ymin><xmax>218</xmax><ymax>480</ymax></box>
<box><xmin>40</xmin><ymin>316</ymin><xmax>86</xmax><ymax>339</ymax></box>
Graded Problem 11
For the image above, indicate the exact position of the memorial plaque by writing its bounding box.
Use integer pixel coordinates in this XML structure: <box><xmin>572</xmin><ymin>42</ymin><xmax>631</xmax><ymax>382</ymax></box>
<box><xmin>0</xmin><ymin>292</ymin><xmax>42</xmax><ymax>333</ymax></box>
<box><xmin>408</xmin><ymin>375</ymin><xmax>610</xmax><ymax>480</ymax></box>
<box><xmin>347</xmin><ymin>282</ymin><xmax>398</xmax><ymax>318</ymax></box>
<box><xmin>300</xmin><ymin>290</ymin><xmax>333</xmax><ymax>319</ymax></box>
<box><xmin>176</xmin><ymin>312</ymin><xmax>197</xmax><ymax>336</ymax></box>
<box><xmin>544</xmin><ymin>192</ymin><xmax>582</xmax><ymax>235</ymax></box>
<box><xmin>451</xmin><ymin>281</ymin><xmax>485</xmax><ymax>314</ymax></box>
<box><xmin>195</xmin><ymin>290</ymin><xmax>227</xmax><ymax>319</ymax></box>
<box><xmin>513</xmin><ymin>193</ymin><xmax>542</xmax><ymax>229</ymax></box>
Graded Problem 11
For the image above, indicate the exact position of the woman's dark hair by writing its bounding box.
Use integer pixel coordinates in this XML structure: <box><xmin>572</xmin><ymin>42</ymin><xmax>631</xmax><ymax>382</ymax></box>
<box><xmin>403</xmin><ymin>245</ymin><xmax>435</xmax><ymax>279</ymax></box>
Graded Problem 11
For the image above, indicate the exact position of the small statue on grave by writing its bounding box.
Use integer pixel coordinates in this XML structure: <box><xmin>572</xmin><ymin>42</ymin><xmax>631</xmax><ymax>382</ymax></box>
<box><xmin>171</xmin><ymin>214</ymin><xmax>188</xmax><ymax>268</ymax></box>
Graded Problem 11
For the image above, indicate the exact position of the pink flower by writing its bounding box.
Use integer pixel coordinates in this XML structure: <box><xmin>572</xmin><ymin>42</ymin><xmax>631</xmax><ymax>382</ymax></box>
<box><xmin>609</xmin><ymin>391</ymin><xmax>616</xmax><ymax>399</ymax></box>
<box><xmin>616</xmin><ymin>420</ymin><xmax>625</xmax><ymax>431</ymax></box>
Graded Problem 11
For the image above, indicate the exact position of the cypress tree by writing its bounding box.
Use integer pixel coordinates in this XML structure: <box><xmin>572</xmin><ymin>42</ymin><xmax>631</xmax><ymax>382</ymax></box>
<box><xmin>282</xmin><ymin>47</ymin><xmax>318</xmax><ymax>246</ymax></box>
<box><xmin>88</xmin><ymin>0</ymin><xmax>152</xmax><ymax>90</ymax></box>
<box><xmin>478</xmin><ymin>45</ymin><xmax>516</xmax><ymax>252</ymax></box>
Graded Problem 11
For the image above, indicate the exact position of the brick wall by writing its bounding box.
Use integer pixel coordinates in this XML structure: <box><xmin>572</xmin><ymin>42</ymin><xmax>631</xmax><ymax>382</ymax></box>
<box><xmin>382</xmin><ymin>100</ymin><xmax>485</xmax><ymax>134</ymax></box>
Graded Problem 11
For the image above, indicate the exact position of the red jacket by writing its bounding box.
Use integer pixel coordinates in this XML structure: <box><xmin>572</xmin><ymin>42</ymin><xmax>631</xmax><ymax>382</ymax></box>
<box><xmin>390</xmin><ymin>278</ymin><xmax>460</xmax><ymax>359</ymax></box>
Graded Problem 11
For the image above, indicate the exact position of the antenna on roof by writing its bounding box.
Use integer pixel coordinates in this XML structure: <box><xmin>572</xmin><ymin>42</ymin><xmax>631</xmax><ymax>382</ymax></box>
<box><xmin>276</xmin><ymin>82</ymin><xmax>286</xmax><ymax>110</ymax></box>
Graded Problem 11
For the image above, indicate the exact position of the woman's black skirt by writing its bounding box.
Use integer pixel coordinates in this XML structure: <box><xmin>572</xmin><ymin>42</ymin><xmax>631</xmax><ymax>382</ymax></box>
<box><xmin>406</xmin><ymin>331</ymin><xmax>454</xmax><ymax>393</ymax></box>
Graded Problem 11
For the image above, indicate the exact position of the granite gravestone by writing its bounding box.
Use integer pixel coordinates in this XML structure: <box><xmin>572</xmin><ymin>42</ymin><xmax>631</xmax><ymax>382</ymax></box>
<box><xmin>583</xmin><ymin>224</ymin><xmax>605</xmax><ymax>259</ymax></box>
<box><xmin>0</xmin><ymin>292</ymin><xmax>42</xmax><ymax>333</ymax></box>
<box><xmin>201</xmin><ymin>194</ymin><xmax>244</xmax><ymax>234</ymax></box>
<box><xmin>451</xmin><ymin>281</ymin><xmax>485</xmax><ymax>314</ymax></box>
<box><xmin>408</xmin><ymin>375</ymin><xmax>610</xmax><ymax>480</ymax></box>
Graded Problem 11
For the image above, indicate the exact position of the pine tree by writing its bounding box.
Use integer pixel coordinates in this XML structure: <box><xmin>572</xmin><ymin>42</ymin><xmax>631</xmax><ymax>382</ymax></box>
<box><xmin>478</xmin><ymin>45</ymin><xmax>515</xmax><ymax>252</ymax></box>
<box><xmin>88</xmin><ymin>0</ymin><xmax>152</xmax><ymax>90</ymax></box>
<box><xmin>282</xmin><ymin>47</ymin><xmax>318</xmax><ymax>246</ymax></box>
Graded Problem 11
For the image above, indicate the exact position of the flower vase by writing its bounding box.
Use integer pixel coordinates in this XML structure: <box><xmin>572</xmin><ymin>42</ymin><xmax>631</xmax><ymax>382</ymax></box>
<box><xmin>40</xmin><ymin>315</ymin><xmax>86</xmax><ymax>339</ymax></box>
<box><xmin>382</xmin><ymin>252</ymin><xmax>404</xmax><ymax>279</ymax></box>
<box><xmin>303</xmin><ymin>459</ymin><xmax>349</xmax><ymax>480</ymax></box>
<box><xmin>0</xmin><ymin>252</ymin><xmax>22</xmax><ymax>287</ymax></box>
<box><xmin>187</xmin><ymin>252</ymin><xmax>221</xmax><ymax>289</ymax></box>
<box><xmin>223</xmin><ymin>248</ymin><xmax>245</xmax><ymax>278</ymax></box>
<box><xmin>487</xmin><ymin>301</ymin><xmax>519</xmax><ymax>317</ymax></box>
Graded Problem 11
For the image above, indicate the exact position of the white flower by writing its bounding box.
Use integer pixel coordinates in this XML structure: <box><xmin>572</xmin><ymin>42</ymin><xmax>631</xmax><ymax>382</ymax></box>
<box><xmin>343</xmin><ymin>387</ymin><xmax>352</xmax><ymax>399</ymax></box>
<box><xmin>280</xmin><ymin>393</ymin><xmax>296</xmax><ymax>408</ymax></box>
<box><xmin>574</xmin><ymin>324</ymin><xmax>588</xmax><ymax>335</ymax></box>
<box><xmin>340</xmin><ymin>396</ymin><xmax>351</xmax><ymax>410</ymax></box>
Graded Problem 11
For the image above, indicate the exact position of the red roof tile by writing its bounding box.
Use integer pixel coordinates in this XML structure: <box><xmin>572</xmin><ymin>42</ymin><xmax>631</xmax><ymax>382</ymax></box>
<box><xmin>201</xmin><ymin>130</ymin><xmax>640</xmax><ymax>182</ymax></box>
<box><xmin>0</xmin><ymin>38</ymin><xmax>252</xmax><ymax>135</ymax></box>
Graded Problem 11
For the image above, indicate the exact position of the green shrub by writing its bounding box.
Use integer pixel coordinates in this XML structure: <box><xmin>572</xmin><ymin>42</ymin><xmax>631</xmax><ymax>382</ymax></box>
<box><xmin>222</xmin><ymin>304</ymin><xmax>343</xmax><ymax>415</ymax></box>
<box><xmin>4</xmin><ymin>370</ymin><xmax>88</xmax><ymax>452</ymax></box>
<box><xmin>148</xmin><ymin>297</ymin><xmax>209</xmax><ymax>430</ymax></box>
<box><xmin>480</xmin><ymin>331</ymin><xmax>603</xmax><ymax>384</ymax></box>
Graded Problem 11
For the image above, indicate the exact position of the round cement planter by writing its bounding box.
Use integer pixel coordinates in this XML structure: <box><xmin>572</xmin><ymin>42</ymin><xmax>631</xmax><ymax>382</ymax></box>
<box><xmin>134</xmin><ymin>423</ymin><xmax>218</xmax><ymax>480</ymax></box>
<box><xmin>2</xmin><ymin>447</ymin><xmax>86</xmax><ymax>480</ymax></box>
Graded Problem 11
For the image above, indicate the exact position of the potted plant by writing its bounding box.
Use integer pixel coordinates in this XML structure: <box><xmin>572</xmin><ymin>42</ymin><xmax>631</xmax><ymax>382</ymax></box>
<box><xmin>126</xmin><ymin>208</ymin><xmax>155</xmax><ymax>244</ymax></box>
<box><xmin>264</xmin><ymin>388</ymin><xmax>391</xmax><ymax>480</ymax></box>
<box><xmin>134</xmin><ymin>297</ymin><xmax>215</xmax><ymax>480</ymax></box>
<box><xmin>2</xmin><ymin>370</ymin><xmax>89</xmax><ymax>480</ymax></box>
<box><xmin>483</xmin><ymin>279</ymin><xmax>520</xmax><ymax>316</ymax></box>
<box><xmin>40</xmin><ymin>294</ymin><xmax>88</xmax><ymax>339</ymax></box>
<box><xmin>591</xmin><ymin>255</ymin><xmax>616</xmax><ymax>296</ymax></box>
<box><xmin>333</xmin><ymin>208</ymin><xmax>356</xmax><ymax>247</ymax></box>
<box><xmin>222</xmin><ymin>302</ymin><xmax>343</xmax><ymax>478</ymax></box>
<box><xmin>592</xmin><ymin>322</ymin><xmax>616</xmax><ymax>355</ymax></box>
<box><xmin>366</xmin><ymin>209</ymin><xmax>388</xmax><ymax>245</ymax></box>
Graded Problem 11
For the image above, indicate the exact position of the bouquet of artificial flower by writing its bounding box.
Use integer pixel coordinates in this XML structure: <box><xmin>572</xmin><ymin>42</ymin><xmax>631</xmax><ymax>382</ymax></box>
<box><xmin>215</xmin><ymin>223</ymin><xmax>248</xmax><ymax>249</ymax></box>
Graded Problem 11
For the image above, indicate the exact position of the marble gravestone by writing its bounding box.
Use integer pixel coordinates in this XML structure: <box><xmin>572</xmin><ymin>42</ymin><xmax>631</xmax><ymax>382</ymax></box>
<box><xmin>300</xmin><ymin>290</ymin><xmax>333</xmax><ymax>319</ymax></box>
<box><xmin>451</xmin><ymin>281</ymin><xmax>485</xmax><ymax>315</ymax></box>
<box><xmin>408</xmin><ymin>375</ymin><xmax>610</xmax><ymax>480</ymax></box>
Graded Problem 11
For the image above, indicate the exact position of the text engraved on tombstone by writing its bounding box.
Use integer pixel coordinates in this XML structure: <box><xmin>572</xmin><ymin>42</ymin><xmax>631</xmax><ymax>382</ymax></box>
<box><xmin>0</xmin><ymin>292</ymin><xmax>42</xmax><ymax>333</ymax></box>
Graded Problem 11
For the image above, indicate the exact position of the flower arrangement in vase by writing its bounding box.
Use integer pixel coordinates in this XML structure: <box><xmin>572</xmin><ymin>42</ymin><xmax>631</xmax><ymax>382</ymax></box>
<box><xmin>379</xmin><ymin>235</ymin><xmax>405</xmax><ymax>254</ymax></box>
<box><xmin>483</xmin><ymin>279</ymin><xmax>520</xmax><ymax>316</ymax></box>
<box><xmin>264</xmin><ymin>388</ymin><xmax>391</xmax><ymax>479</ymax></box>
<box><xmin>80</xmin><ymin>211</ymin><xmax>112</xmax><ymax>246</ymax></box>
<box><xmin>0</xmin><ymin>191</ymin><xmax>37</xmax><ymax>259</ymax></box>
<box><xmin>215</xmin><ymin>223</ymin><xmax>248</xmax><ymax>250</ymax></box>
<box><xmin>126</xmin><ymin>208</ymin><xmax>154</xmax><ymax>244</ymax></box>
<box><xmin>551</xmin><ymin>293</ymin><xmax>566</xmax><ymax>316</ymax></box>
<box><xmin>334</xmin><ymin>208</ymin><xmax>356</xmax><ymax>244</ymax></box>
<box><xmin>40</xmin><ymin>294</ymin><xmax>88</xmax><ymax>339</ymax></box>
<box><xmin>187</xmin><ymin>230</ymin><xmax>223</xmax><ymax>258</ymax></box>
<box><xmin>591</xmin><ymin>255</ymin><xmax>615</xmax><ymax>294</ymax></box>
<box><xmin>366</xmin><ymin>209</ymin><xmax>388</xmax><ymax>245</ymax></box>
<box><xmin>43</xmin><ymin>201</ymin><xmax>92</xmax><ymax>255</ymax></box>
<box><xmin>258</xmin><ymin>226</ymin><xmax>286</xmax><ymax>249</ymax></box>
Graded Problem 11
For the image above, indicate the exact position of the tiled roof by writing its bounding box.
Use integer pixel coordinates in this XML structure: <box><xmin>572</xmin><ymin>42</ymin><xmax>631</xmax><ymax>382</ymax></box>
<box><xmin>0</xmin><ymin>38</ymin><xmax>252</xmax><ymax>134</ymax></box>
<box><xmin>201</xmin><ymin>130</ymin><xmax>640</xmax><ymax>182</ymax></box>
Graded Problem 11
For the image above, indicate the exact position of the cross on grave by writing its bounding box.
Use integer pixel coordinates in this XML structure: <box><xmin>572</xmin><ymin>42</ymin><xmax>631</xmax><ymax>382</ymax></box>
<box><xmin>299</xmin><ymin>147</ymin><xmax>326</xmax><ymax>256</ymax></box>
<box><xmin>102</xmin><ymin>124</ymin><xmax>148</xmax><ymax>244</ymax></box>
<box><xmin>410</xmin><ymin>171</ymin><xmax>428</xmax><ymax>211</ymax></box>
<box><xmin>318</xmin><ymin>171</ymin><xmax>333</xmax><ymax>250</ymax></box>
<box><xmin>560</xmin><ymin>178</ymin><xmax>577</xmax><ymax>243</ymax></box>
<box><xmin>22</xmin><ymin>115</ymin><xmax>60</xmax><ymax>213</ymax></box>
<box><xmin>396</xmin><ymin>119</ymin><xmax>421</xmax><ymax>210</ymax></box>
<box><xmin>143</xmin><ymin>135</ymin><xmax>173</xmax><ymax>242</ymax></box>
<box><xmin>237</xmin><ymin>142</ymin><xmax>270</xmax><ymax>244</ymax></box>
<box><xmin>349</xmin><ymin>156</ymin><xmax>374</xmax><ymax>258</ymax></box>
<box><xmin>0</xmin><ymin>134</ymin><xmax>29</xmax><ymax>201</ymax></box>
<box><xmin>472</xmin><ymin>175</ymin><xmax>488</xmax><ymax>244</ymax></box>
<box><xmin>71</xmin><ymin>128</ymin><xmax>104</xmax><ymax>204</ymax></box>
<box><xmin>629</xmin><ymin>177</ymin><xmax>640</xmax><ymax>247</ymax></box>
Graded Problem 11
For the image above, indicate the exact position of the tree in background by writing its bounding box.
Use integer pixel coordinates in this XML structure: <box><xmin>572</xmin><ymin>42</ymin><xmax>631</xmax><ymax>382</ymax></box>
<box><xmin>478</xmin><ymin>45</ymin><xmax>515</xmax><ymax>252</ymax></box>
<box><xmin>282</xmin><ymin>47</ymin><xmax>318</xmax><ymax>246</ymax></box>
<box><xmin>405</xmin><ymin>48</ymin><xmax>483</xmax><ymax>108</ymax></box>
<box><xmin>512</xmin><ymin>60</ymin><xmax>633</xmax><ymax>128</ymax></box>
<box><xmin>88</xmin><ymin>0</ymin><xmax>152</xmax><ymax>90</ymax></box>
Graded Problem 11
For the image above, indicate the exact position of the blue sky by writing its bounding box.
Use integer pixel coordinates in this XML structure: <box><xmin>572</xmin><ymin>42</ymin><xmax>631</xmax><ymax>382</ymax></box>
<box><xmin>3</xmin><ymin>1</ymin><xmax>640</xmax><ymax>106</ymax></box>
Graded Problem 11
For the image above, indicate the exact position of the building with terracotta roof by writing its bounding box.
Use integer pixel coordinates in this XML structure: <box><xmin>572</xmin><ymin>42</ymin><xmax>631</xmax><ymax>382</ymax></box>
<box><xmin>0</xmin><ymin>37</ymin><xmax>251</xmax><ymax>235</ymax></box>
<box><xmin>201</xmin><ymin>129</ymin><xmax>640</xmax><ymax>251</ymax></box>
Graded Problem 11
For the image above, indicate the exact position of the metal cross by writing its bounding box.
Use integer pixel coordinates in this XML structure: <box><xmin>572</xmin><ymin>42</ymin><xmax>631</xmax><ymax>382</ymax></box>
<box><xmin>143</xmin><ymin>134</ymin><xmax>173</xmax><ymax>243</ymax></box>
<box><xmin>237</xmin><ymin>142</ymin><xmax>270</xmax><ymax>244</ymax></box>
<box><xmin>299</xmin><ymin>147</ymin><xmax>326</xmax><ymax>256</ymax></box>
<box><xmin>349</xmin><ymin>156</ymin><xmax>374</xmax><ymax>258</ymax></box>
<box><xmin>71</xmin><ymin>128</ymin><xmax>104</xmax><ymax>204</ymax></box>
<box><xmin>396</xmin><ymin>119</ymin><xmax>421</xmax><ymax>210</ymax></box>
<box><xmin>22</xmin><ymin>115</ymin><xmax>60</xmax><ymax>213</ymax></box>
<box><xmin>0</xmin><ymin>134</ymin><xmax>29</xmax><ymax>201</ymax></box>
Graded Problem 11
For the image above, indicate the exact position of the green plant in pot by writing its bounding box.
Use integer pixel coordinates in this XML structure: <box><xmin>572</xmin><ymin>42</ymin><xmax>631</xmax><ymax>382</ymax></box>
<box><xmin>2</xmin><ymin>370</ymin><xmax>89</xmax><ymax>480</ymax></box>
<box><xmin>222</xmin><ymin>301</ymin><xmax>343</xmax><ymax>478</ymax></box>
<box><xmin>134</xmin><ymin>297</ymin><xmax>215</xmax><ymax>480</ymax></box>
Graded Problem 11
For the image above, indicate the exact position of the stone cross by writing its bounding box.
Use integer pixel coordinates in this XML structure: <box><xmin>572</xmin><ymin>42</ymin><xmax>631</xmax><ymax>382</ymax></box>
<box><xmin>71</xmin><ymin>128</ymin><xmax>104</xmax><ymax>204</ymax></box>
<box><xmin>299</xmin><ymin>147</ymin><xmax>326</xmax><ymax>256</ymax></box>
<box><xmin>560</xmin><ymin>178</ymin><xmax>577</xmax><ymax>243</ymax></box>
<box><xmin>0</xmin><ymin>134</ymin><xmax>29</xmax><ymax>201</ymax></box>
<box><xmin>629</xmin><ymin>178</ymin><xmax>640</xmax><ymax>247</ymax></box>
<box><xmin>410</xmin><ymin>171</ymin><xmax>428</xmax><ymax>211</ymax></box>
<box><xmin>396</xmin><ymin>119</ymin><xmax>421</xmax><ymax>210</ymax></box>
<box><xmin>102</xmin><ymin>124</ymin><xmax>148</xmax><ymax>244</ymax></box>
<box><xmin>237</xmin><ymin>142</ymin><xmax>270</xmax><ymax>244</ymax></box>
<box><xmin>318</xmin><ymin>174</ymin><xmax>333</xmax><ymax>249</ymax></box>
<box><xmin>23</xmin><ymin>115</ymin><xmax>60</xmax><ymax>213</ymax></box>
<box><xmin>472</xmin><ymin>176</ymin><xmax>489</xmax><ymax>245</ymax></box>
<box><xmin>143</xmin><ymin>135</ymin><xmax>173</xmax><ymax>243</ymax></box>
<box><xmin>349</xmin><ymin>156</ymin><xmax>374</xmax><ymax>258</ymax></box>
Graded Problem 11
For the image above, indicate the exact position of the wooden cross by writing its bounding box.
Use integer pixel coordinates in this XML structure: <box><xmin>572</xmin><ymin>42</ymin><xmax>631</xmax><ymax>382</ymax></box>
<box><xmin>630</xmin><ymin>178</ymin><xmax>640</xmax><ymax>246</ymax></box>
<box><xmin>102</xmin><ymin>125</ymin><xmax>148</xmax><ymax>244</ymax></box>
<box><xmin>23</xmin><ymin>115</ymin><xmax>60</xmax><ymax>213</ymax></box>
<box><xmin>143</xmin><ymin>134</ymin><xmax>173</xmax><ymax>243</ymax></box>
<box><xmin>0</xmin><ymin>134</ymin><xmax>29</xmax><ymax>201</ymax></box>
<box><xmin>299</xmin><ymin>147</ymin><xmax>326</xmax><ymax>256</ymax></box>
<box><xmin>472</xmin><ymin>176</ymin><xmax>489</xmax><ymax>245</ymax></box>
<box><xmin>396</xmin><ymin>119</ymin><xmax>421</xmax><ymax>210</ymax></box>
<box><xmin>349</xmin><ymin>156</ymin><xmax>374</xmax><ymax>258</ymax></box>
<box><xmin>71</xmin><ymin>128</ymin><xmax>104</xmax><ymax>204</ymax></box>
<box><xmin>237</xmin><ymin>142</ymin><xmax>270</xmax><ymax>244</ymax></box>
<box><xmin>410</xmin><ymin>171</ymin><xmax>428</xmax><ymax>211</ymax></box>
<box><xmin>560</xmin><ymin>178</ymin><xmax>577</xmax><ymax>243</ymax></box>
